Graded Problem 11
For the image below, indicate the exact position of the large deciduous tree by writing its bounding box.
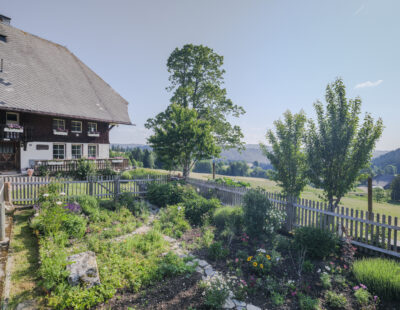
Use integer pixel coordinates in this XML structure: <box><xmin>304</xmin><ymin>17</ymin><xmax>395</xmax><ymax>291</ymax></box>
<box><xmin>261</xmin><ymin>110</ymin><xmax>308</xmax><ymax>198</ymax></box>
<box><xmin>165</xmin><ymin>44</ymin><xmax>245</xmax><ymax>148</ymax></box>
<box><xmin>146</xmin><ymin>103</ymin><xmax>220</xmax><ymax>178</ymax></box>
<box><xmin>305</xmin><ymin>78</ymin><xmax>383</xmax><ymax>210</ymax></box>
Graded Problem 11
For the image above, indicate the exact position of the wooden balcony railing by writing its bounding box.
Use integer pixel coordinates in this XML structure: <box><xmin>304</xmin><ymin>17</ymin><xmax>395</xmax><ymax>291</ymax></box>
<box><xmin>0</xmin><ymin>124</ymin><xmax>33</xmax><ymax>142</ymax></box>
<box><xmin>32</xmin><ymin>158</ymin><xmax>130</xmax><ymax>174</ymax></box>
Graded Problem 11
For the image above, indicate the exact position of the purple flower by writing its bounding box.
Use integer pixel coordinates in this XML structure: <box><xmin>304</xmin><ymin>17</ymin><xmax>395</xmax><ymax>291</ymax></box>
<box><xmin>374</xmin><ymin>296</ymin><xmax>378</xmax><ymax>301</ymax></box>
<box><xmin>353</xmin><ymin>286</ymin><xmax>360</xmax><ymax>291</ymax></box>
<box><xmin>360</xmin><ymin>284</ymin><xmax>367</xmax><ymax>290</ymax></box>
<box><xmin>64</xmin><ymin>202</ymin><xmax>81</xmax><ymax>213</ymax></box>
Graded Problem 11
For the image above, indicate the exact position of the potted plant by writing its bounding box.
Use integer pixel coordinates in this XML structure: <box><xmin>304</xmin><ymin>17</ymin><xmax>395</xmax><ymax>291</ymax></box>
<box><xmin>4</xmin><ymin>123</ymin><xmax>24</xmax><ymax>133</ymax></box>
<box><xmin>87</xmin><ymin>130</ymin><xmax>100</xmax><ymax>137</ymax></box>
<box><xmin>53</xmin><ymin>128</ymin><xmax>68</xmax><ymax>135</ymax></box>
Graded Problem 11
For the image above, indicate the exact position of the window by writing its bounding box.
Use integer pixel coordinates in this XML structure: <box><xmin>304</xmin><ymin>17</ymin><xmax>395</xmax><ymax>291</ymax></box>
<box><xmin>88</xmin><ymin>145</ymin><xmax>97</xmax><ymax>158</ymax></box>
<box><xmin>6</xmin><ymin>112</ymin><xmax>19</xmax><ymax>124</ymax></box>
<box><xmin>88</xmin><ymin>122</ymin><xmax>97</xmax><ymax>132</ymax></box>
<box><xmin>53</xmin><ymin>119</ymin><xmax>65</xmax><ymax>130</ymax></box>
<box><xmin>72</xmin><ymin>144</ymin><xmax>82</xmax><ymax>159</ymax></box>
<box><xmin>71</xmin><ymin>120</ymin><xmax>82</xmax><ymax>133</ymax></box>
<box><xmin>53</xmin><ymin>144</ymin><xmax>65</xmax><ymax>159</ymax></box>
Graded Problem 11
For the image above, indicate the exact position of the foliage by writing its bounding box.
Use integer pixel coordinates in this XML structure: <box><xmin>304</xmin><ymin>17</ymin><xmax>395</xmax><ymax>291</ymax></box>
<box><xmin>75</xmin><ymin>158</ymin><xmax>96</xmax><ymax>180</ymax></box>
<box><xmin>207</xmin><ymin>241</ymin><xmax>229</xmax><ymax>261</ymax></box>
<box><xmin>354</xmin><ymin>288</ymin><xmax>371</xmax><ymax>306</ymax></box>
<box><xmin>62</xmin><ymin>212</ymin><xmax>87</xmax><ymax>238</ymax></box>
<box><xmin>121</xmin><ymin>168</ymin><xmax>163</xmax><ymax>179</ymax></box>
<box><xmin>77</xmin><ymin>195</ymin><xmax>100</xmax><ymax>221</ymax></box>
<box><xmin>184</xmin><ymin>196</ymin><xmax>221</xmax><ymax>226</ymax></box>
<box><xmin>293</xmin><ymin>227</ymin><xmax>339</xmax><ymax>259</ymax></box>
<box><xmin>304</xmin><ymin>78</ymin><xmax>383</xmax><ymax>209</ymax></box>
<box><xmin>213</xmin><ymin>177</ymin><xmax>250</xmax><ymax>187</ymax></box>
<box><xmin>352</xmin><ymin>258</ymin><xmax>400</xmax><ymax>300</ymax></box>
<box><xmin>193</xmin><ymin>160</ymin><xmax>212</xmax><ymax>173</ymax></box>
<box><xmin>154</xmin><ymin>204</ymin><xmax>191</xmax><ymax>238</ymax></box>
<box><xmin>146</xmin><ymin>181</ymin><xmax>196</xmax><ymax>208</ymax></box>
<box><xmin>298</xmin><ymin>293</ymin><xmax>320</xmax><ymax>310</ymax></box>
<box><xmin>324</xmin><ymin>291</ymin><xmax>347</xmax><ymax>309</ymax></box>
<box><xmin>373</xmin><ymin>187</ymin><xmax>387</xmax><ymax>202</ymax></box>
<box><xmin>146</xmin><ymin>103</ymin><xmax>221</xmax><ymax>178</ymax></box>
<box><xmin>320</xmin><ymin>272</ymin><xmax>332</xmax><ymax>289</ymax></box>
<box><xmin>246</xmin><ymin>250</ymin><xmax>280</xmax><ymax>275</ymax></box>
<box><xmin>117</xmin><ymin>193</ymin><xmax>149</xmax><ymax>217</ymax></box>
<box><xmin>271</xmin><ymin>292</ymin><xmax>285</xmax><ymax>306</ymax></box>
<box><xmin>261</xmin><ymin>110</ymin><xmax>308</xmax><ymax>198</ymax></box>
<box><xmin>203</xmin><ymin>277</ymin><xmax>230</xmax><ymax>309</ymax></box>
<box><xmin>242</xmin><ymin>189</ymin><xmax>284</xmax><ymax>238</ymax></box>
<box><xmin>391</xmin><ymin>175</ymin><xmax>400</xmax><ymax>201</ymax></box>
<box><xmin>164</xmin><ymin>44</ymin><xmax>245</xmax><ymax>149</ymax></box>
<box><xmin>212</xmin><ymin>205</ymin><xmax>243</xmax><ymax>236</ymax></box>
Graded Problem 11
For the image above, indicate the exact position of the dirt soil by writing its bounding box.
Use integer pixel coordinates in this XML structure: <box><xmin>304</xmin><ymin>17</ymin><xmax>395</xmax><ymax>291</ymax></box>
<box><xmin>96</xmin><ymin>272</ymin><xmax>205</xmax><ymax>310</ymax></box>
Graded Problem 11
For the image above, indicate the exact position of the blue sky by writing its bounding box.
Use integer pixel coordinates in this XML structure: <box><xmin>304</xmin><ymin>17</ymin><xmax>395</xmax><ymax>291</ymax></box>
<box><xmin>2</xmin><ymin>0</ymin><xmax>399</xmax><ymax>150</ymax></box>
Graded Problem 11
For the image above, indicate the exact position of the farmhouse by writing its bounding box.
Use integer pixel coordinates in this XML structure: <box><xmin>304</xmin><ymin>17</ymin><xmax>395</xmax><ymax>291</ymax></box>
<box><xmin>0</xmin><ymin>14</ymin><xmax>131</xmax><ymax>173</ymax></box>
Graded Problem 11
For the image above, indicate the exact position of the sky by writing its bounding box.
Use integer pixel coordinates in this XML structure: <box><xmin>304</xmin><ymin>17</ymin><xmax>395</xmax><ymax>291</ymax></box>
<box><xmin>2</xmin><ymin>0</ymin><xmax>399</xmax><ymax>150</ymax></box>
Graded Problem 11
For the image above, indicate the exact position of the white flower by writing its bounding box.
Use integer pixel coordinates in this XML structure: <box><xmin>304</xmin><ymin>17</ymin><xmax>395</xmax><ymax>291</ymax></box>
<box><xmin>43</xmin><ymin>193</ymin><xmax>49</xmax><ymax>197</ymax></box>
<box><xmin>177</xmin><ymin>206</ymin><xmax>182</xmax><ymax>211</ymax></box>
<box><xmin>317</xmin><ymin>269</ymin><xmax>321</xmax><ymax>273</ymax></box>
<box><xmin>56</xmin><ymin>201</ymin><xmax>62</xmax><ymax>205</ymax></box>
<box><xmin>256</xmin><ymin>248</ymin><xmax>266</xmax><ymax>253</ymax></box>
<box><xmin>325</xmin><ymin>266</ymin><xmax>331</xmax><ymax>271</ymax></box>
<box><xmin>60</xmin><ymin>192</ymin><xmax>66</xmax><ymax>196</ymax></box>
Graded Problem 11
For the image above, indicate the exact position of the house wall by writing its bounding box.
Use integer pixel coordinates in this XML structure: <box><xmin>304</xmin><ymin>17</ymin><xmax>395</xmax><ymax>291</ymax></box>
<box><xmin>20</xmin><ymin>142</ymin><xmax>110</xmax><ymax>170</ymax></box>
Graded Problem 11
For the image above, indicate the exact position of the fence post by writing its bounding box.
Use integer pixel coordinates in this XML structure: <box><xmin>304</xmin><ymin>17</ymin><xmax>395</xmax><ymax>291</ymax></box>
<box><xmin>89</xmin><ymin>176</ymin><xmax>94</xmax><ymax>196</ymax></box>
<box><xmin>0</xmin><ymin>181</ymin><xmax>8</xmax><ymax>244</ymax></box>
<box><xmin>114</xmin><ymin>175</ymin><xmax>120</xmax><ymax>200</ymax></box>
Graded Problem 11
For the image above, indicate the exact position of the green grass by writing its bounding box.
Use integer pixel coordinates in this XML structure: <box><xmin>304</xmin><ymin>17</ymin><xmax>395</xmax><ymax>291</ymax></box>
<box><xmin>8</xmin><ymin>209</ymin><xmax>43</xmax><ymax>308</ymax></box>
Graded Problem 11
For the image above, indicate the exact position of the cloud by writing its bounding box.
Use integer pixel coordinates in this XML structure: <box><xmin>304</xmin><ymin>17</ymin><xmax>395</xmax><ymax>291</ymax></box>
<box><xmin>354</xmin><ymin>80</ymin><xmax>383</xmax><ymax>89</ymax></box>
<box><xmin>354</xmin><ymin>4</ymin><xmax>365</xmax><ymax>15</ymax></box>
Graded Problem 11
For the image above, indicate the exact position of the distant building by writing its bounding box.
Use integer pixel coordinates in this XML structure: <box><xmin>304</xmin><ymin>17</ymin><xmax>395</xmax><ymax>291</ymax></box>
<box><xmin>0</xmin><ymin>14</ymin><xmax>131</xmax><ymax>172</ymax></box>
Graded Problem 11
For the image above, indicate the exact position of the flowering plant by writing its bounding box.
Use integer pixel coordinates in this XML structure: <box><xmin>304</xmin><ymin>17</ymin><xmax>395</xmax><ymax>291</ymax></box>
<box><xmin>247</xmin><ymin>250</ymin><xmax>281</xmax><ymax>275</ymax></box>
<box><xmin>64</xmin><ymin>202</ymin><xmax>81</xmax><ymax>213</ymax></box>
<box><xmin>54</xmin><ymin>127</ymin><xmax>68</xmax><ymax>132</ymax></box>
<box><xmin>6</xmin><ymin>123</ymin><xmax>23</xmax><ymax>129</ymax></box>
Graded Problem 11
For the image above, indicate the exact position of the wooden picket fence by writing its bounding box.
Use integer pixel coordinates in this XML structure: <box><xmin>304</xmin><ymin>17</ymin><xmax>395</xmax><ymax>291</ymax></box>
<box><xmin>3</xmin><ymin>174</ymin><xmax>168</xmax><ymax>204</ymax></box>
<box><xmin>187</xmin><ymin>178</ymin><xmax>400</xmax><ymax>258</ymax></box>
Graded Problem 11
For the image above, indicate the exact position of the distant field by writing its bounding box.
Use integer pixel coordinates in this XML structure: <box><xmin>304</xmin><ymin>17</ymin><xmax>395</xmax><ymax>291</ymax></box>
<box><xmin>141</xmin><ymin>168</ymin><xmax>400</xmax><ymax>219</ymax></box>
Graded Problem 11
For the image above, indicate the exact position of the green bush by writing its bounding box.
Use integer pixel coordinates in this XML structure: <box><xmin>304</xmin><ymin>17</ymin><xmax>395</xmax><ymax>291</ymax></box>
<box><xmin>320</xmin><ymin>273</ymin><xmax>332</xmax><ymax>289</ymax></box>
<box><xmin>325</xmin><ymin>291</ymin><xmax>347</xmax><ymax>309</ymax></box>
<box><xmin>203</xmin><ymin>277</ymin><xmax>230</xmax><ymax>309</ymax></box>
<box><xmin>184</xmin><ymin>197</ymin><xmax>221</xmax><ymax>226</ymax></box>
<box><xmin>207</xmin><ymin>241</ymin><xmax>229</xmax><ymax>261</ymax></box>
<box><xmin>62</xmin><ymin>212</ymin><xmax>87</xmax><ymax>239</ymax></box>
<box><xmin>77</xmin><ymin>195</ymin><xmax>100</xmax><ymax>221</ymax></box>
<box><xmin>352</xmin><ymin>258</ymin><xmax>400</xmax><ymax>300</ymax></box>
<box><xmin>118</xmin><ymin>193</ymin><xmax>149</xmax><ymax>217</ymax></box>
<box><xmin>154</xmin><ymin>204</ymin><xmax>191</xmax><ymax>238</ymax></box>
<box><xmin>293</xmin><ymin>227</ymin><xmax>338</xmax><ymax>259</ymax></box>
<box><xmin>354</xmin><ymin>288</ymin><xmax>371</xmax><ymax>306</ymax></box>
<box><xmin>75</xmin><ymin>158</ymin><xmax>96</xmax><ymax>180</ymax></box>
<box><xmin>121</xmin><ymin>168</ymin><xmax>163</xmax><ymax>179</ymax></box>
<box><xmin>213</xmin><ymin>177</ymin><xmax>250</xmax><ymax>188</ymax></box>
<box><xmin>298</xmin><ymin>293</ymin><xmax>320</xmax><ymax>310</ymax></box>
<box><xmin>242</xmin><ymin>189</ymin><xmax>284</xmax><ymax>238</ymax></box>
<box><xmin>213</xmin><ymin>205</ymin><xmax>243</xmax><ymax>234</ymax></box>
<box><xmin>146</xmin><ymin>182</ymin><xmax>196</xmax><ymax>208</ymax></box>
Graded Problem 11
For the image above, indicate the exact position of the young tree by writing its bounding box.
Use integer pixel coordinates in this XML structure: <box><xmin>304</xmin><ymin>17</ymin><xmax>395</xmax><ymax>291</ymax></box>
<box><xmin>391</xmin><ymin>175</ymin><xmax>400</xmax><ymax>201</ymax></box>
<box><xmin>146</xmin><ymin>103</ymin><xmax>220</xmax><ymax>178</ymax></box>
<box><xmin>261</xmin><ymin>110</ymin><xmax>308</xmax><ymax>198</ymax></box>
<box><xmin>142</xmin><ymin>149</ymin><xmax>155</xmax><ymax>169</ymax></box>
<box><xmin>305</xmin><ymin>78</ymin><xmax>383</xmax><ymax>210</ymax></box>
<box><xmin>165</xmin><ymin>44</ymin><xmax>245</xmax><ymax>149</ymax></box>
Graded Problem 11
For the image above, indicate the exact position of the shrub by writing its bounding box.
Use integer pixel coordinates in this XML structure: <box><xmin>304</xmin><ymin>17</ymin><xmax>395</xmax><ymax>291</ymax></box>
<box><xmin>352</xmin><ymin>258</ymin><xmax>400</xmax><ymax>300</ymax></box>
<box><xmin>325</xmin><ymin>291</ymin><xmax>347</xmax><ymax>309</ymax></box>
<box><xmin>298</xmin><ymin>293</ymin><xmax>320</xmax><ymax>310</ymax></box>
<box><xmin>242</xmin><ymin>189</ymin><xmax>284</xmax><ymax>238</ymax></box>
<box><xmin>154</xmin><ymin>205</ymin><xmax>190</xmax><ymax>238</ymax></box>
<box><xmin>62</xmin><ymin>212</ymin><xmax>87</xmax><ymax>239</ymax></box>
<box><xmin>157</xmin><ymin>252</ymin><xmax>194</xmax><ymax>277</ymax></box>
<box><xmin>271</xmin><ymin>292</ymin><xmax>285</xmax><ymax>306</ymax></box>
<box><xmin>213</xmin><ymin>205</ymin><xmax>243</xmax><ymax>234</ymax></box>
<box><xmin>184</xmin><ymin>197</ymin><xmax>221</xmax><ymax>226</ymax></box>
<box><xmin>203</xmin><ymin>277</ymin><xmax>230</xmax><ymax>309</ymax></box>
<box><xmin>302</xmin><ymin>260</ymin><xmax>314</xmax><ymax>273</ymax></box>
<box><xmin>77</xmin><ymin>195</ymin><xmax>100</xmax><ymax>220</ymax></box>
<box><xmin>354</xmin><ymin>288</ymin><xmax>371</xmax><ymax>306</ymax></box>
<box><xmin>121</xmin><ymin>168</ymin><xmax>162</xmax><ymax>179</ymax></box>
<box><xmin>293</xmin><ymin>227</ymin><xmax>338</xmax><ymax>259</ymax></box>
<box><xmin>207</xmin><ymin>241</ymin><xmax>229</xmax><ymax>261</ymax></box>
<box><xmin>75</xmin><ymin>158</ymin><xmax>96</xmax><ymax>180</ymax></box>
<box><xmin>118</xmin><ymin>193</ymin><xmax>149</xmax><ymax>217</ymax></box>
<box><xmin>146</xmin><ymin>182</ymin><xmax>196</xmax><ymax>208</ymax></box>
<box><xmin>213</xmin><ymin>177</ymin><xmax>250</xmax><ymax>188</ymax></box>
<box><xmin>320</xmin><ymin>272</ymin><xmax>332</xmax><ymax>289</ymax></box>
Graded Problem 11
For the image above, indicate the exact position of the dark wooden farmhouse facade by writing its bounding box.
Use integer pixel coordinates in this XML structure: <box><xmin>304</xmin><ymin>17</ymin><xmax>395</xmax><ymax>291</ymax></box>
<box><xmin>0</xmin><ymin>14</ymin><xmax>131</xmax><ymax>172</ymax></box>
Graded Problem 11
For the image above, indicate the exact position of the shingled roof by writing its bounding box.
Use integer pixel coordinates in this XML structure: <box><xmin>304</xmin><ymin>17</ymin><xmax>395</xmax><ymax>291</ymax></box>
<box><xmin>0</xmin><ymin>22</ymin><xmax>131</xmax><ymax>125</ymax></box>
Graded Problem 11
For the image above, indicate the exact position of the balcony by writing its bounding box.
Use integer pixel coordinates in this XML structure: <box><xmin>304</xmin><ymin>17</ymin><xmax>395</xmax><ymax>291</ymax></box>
<box><xmin>0</xmin><ymin>124</ymin><xmax>33</xmax><ymax>142</ymax></box>
<box><xmin>32</xmin><ymin>158</ymin><xmax>130</xmax><ymax>174</ymax></box>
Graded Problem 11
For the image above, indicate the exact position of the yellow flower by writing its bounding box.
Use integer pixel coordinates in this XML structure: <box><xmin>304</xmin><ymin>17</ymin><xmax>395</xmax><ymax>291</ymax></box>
<box><xmin>253</xmin><ymin>262</ymin><xmax>258</xmax><ymax>267</ymax></box>
<box><xmin>260</xmin><ymin>264</ymin><xmax>264</xmax><ymax>269</ymax></box>
<box><xmin>266</xmin><ymin>255</ymin><xmax>271</xmax><ymax>260</ymax></box>
<box><xmin>247</xmin><ymin>256</ymin><xmax>253</xmax><ymax>261</ymax></box>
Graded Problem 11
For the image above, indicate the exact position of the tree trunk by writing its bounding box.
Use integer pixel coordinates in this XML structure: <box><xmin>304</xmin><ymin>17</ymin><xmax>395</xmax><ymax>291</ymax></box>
<box><xmin>182</xmin><ymin>161</ymin><xmax>190</xmax><ymax>180</ymax></box>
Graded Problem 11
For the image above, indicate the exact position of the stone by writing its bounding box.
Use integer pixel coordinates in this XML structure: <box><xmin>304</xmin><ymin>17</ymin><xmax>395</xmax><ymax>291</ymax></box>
<box><xmin>15</xmin><ymin>300</ymin><xmax>37</xmax><ymax>310</ymax></box>
<box><xmin>195</xmin><ymin>266</ymin><xmax>203</xmax><ymax>274</ymax></box>
<box><xmin>67</xmin><ymin>251</ymin><xmax>100</xmax><ymax>288</ymax></box>
<box><xmin>185</xmin><ymin>261</ymin><xmax>194</xmax><ymax>267</ymax></box>
<box><xmin>222</xmin><ymin>297</ymin><xmax>235</xmax><ymax>309</ymax></box>
<box><xmin>247</xmin><ymin>304</ymin><xmax>262</xmax><ymax>310</ymax></box>
<box><xmin>163</xmin><ymin>235</ymin><xmax>177</xmax><ymax>243</ymax></box>
<box><xmin>204</xmin><ymin>266</ymin><xmax>215</xmax><ymax>277</ymax></box>
<box><xmin>232</xmin><ymin>299</ymin><xmax>247</xmax><ymax>307</ymax></box>
<box><xmin>197</xmin><ymin>259</ymin><xmax>209</xmax><ymax>267</ymax></box>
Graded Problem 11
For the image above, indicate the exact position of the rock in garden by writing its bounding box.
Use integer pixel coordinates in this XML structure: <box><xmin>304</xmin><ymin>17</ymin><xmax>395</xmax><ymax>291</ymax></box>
<box><xmin>247</xmin><ymin>304</ymin><xmax>262</xmax><ymax>310</ymax></box>
<box><xmin>232</xmin><ymin>299</ymin><xmax>247</xmax><ymax>307</ymax></box>
<box><xmin>223</xmin><ymin>297</ymin><xmax>235</xmax><ymax>309</ymax></box>
<box><xmin>67</xmin><ymin>251</ymin><xmax>100</xmax><ymax>288</ymax></box>
<box><xmin>15</xmin><ymin>300</ymin><xmax>37</xmax><ymax>310</ymax></box>
<box><xmin>197</xmin><ymin>259</ymin><xmax>209</xmax><ymax>267</ymax></box>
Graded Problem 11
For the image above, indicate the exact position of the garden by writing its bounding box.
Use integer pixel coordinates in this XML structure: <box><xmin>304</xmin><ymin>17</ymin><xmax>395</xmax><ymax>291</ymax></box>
<box><xmin>6</xmin><ymin>180</ymin><xmax>400</xmax><ymax>309</ymax></box>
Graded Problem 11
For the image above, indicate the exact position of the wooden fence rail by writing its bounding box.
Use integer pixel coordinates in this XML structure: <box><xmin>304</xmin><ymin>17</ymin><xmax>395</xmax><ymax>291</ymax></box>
<box><xmin>3</xmin><ymin>175</ymin><xmax>168</xmax><ymax>204</ymax></box>
<box><xmin>187</xmin><ymin>178</ymin><xmax>400</xmax><ymax>258</ymax></box>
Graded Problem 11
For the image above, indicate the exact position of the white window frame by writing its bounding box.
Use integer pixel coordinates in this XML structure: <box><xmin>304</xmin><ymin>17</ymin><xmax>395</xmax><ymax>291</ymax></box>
<box><xmin>53</xmin><ymin>143</ymin><xmax>65</xmax><ymax>159</ymax></box>
<box><xmin>71</xmin><ymin>120</ymin><xmax>82</xmax><ymax>133</ymax></box>
<box><xmin>88</xmin><ymin>144</ymin><xmax>97</xmax><ymax>158</ymax></box>
<box><xmin>6</xmin><ymin>112</ymin><xmax>19</xmax><ymax>125</ymax></box>
<box><xmin>53</xmin><ymin>118</ymin><xmax>65</xmax><ymax>130</ymax></box>
<box><xmin>71</xmin><ymin>144</ymin><xmax>82</xmax><ymax>159</ymax></box>
<box><xmin>88</xmin><ymin>122</ymin><xmax>98</xmax><ymax>133</ymax></box>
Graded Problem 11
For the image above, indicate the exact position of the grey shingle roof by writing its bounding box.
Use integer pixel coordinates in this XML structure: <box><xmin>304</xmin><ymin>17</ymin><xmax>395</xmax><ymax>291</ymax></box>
<box><xmin>0</xmin><ymin>23</ymin><xmax>131</xmax><ymax>124</ymax></box>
